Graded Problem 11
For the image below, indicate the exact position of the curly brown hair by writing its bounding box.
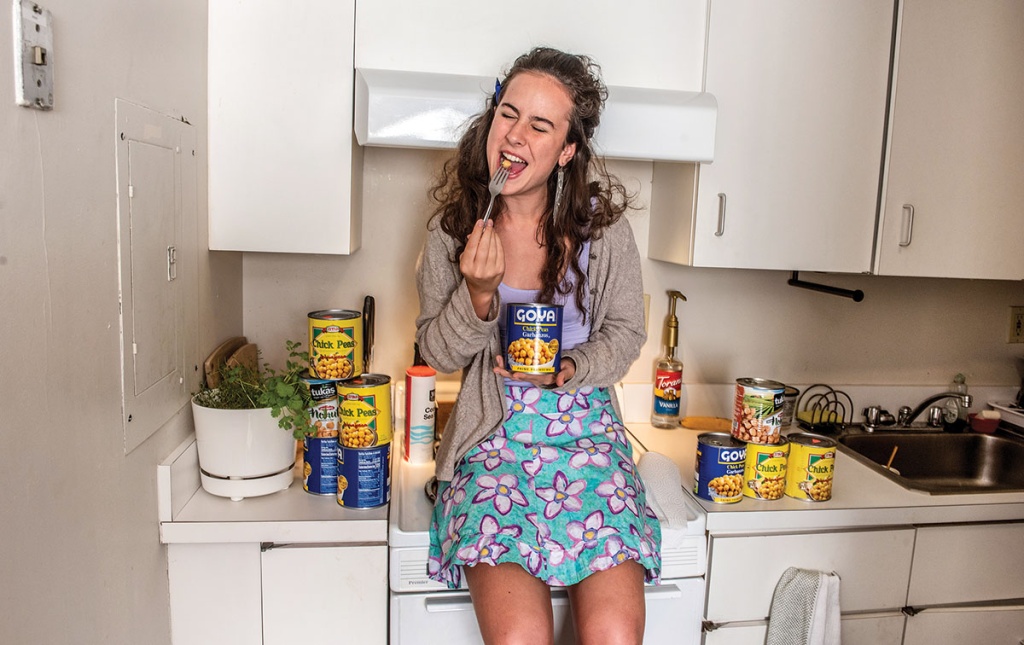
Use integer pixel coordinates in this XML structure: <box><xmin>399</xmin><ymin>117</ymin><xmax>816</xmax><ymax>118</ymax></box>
<box><xmin>428</xmin><ymin>46</ymin><xmax>636</xmax><ymax>315</ymax></box>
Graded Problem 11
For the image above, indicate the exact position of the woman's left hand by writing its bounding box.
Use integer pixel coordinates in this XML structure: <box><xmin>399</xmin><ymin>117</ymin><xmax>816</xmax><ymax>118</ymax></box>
<box><xmin>493</xmin><ymin>355</ymin><xmax>576</xmax><ymax>389</ymax></box>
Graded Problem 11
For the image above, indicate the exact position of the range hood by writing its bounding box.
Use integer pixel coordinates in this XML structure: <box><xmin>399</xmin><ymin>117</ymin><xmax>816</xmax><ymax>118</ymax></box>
<box><xmin>354</xmin><ymin>68</ymin><xmax>717</xmax><ymax>163</ymax></box>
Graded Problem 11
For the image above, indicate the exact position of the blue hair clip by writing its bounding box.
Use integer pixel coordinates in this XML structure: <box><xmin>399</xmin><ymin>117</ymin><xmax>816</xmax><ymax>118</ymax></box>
<box><xmin>493</xmin><ymin>78</ymin><xmax>502</xmax><ymax>104</ymax></box>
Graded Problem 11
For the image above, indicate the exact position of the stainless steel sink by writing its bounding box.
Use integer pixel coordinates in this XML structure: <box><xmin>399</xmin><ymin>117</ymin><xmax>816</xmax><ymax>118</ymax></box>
<box><xmin>837</xmin><ymin>428</ymin><xmax>1024</xmax><ymax>494</ymax></box>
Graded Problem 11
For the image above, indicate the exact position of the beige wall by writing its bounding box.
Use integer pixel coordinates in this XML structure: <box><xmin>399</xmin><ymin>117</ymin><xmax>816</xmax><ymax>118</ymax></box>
<box><xmin>0</xmin><ymin>1</ymin><xmax>241</xmax><ymax>643</ymax></box>
<box><xmin>244</xmin><ymin>147</ymin><xmax>1024</xmax><ymax>408</ymax></box>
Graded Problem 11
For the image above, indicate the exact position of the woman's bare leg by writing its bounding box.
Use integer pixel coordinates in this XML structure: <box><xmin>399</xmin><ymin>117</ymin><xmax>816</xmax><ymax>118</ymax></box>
<box><xmin>465</xmin><ymin>562</ymin><xmax>555</xmax><ymax>645</ymax></box>
<box><xmin>567</xmin><ymin>560</ymin><xmax>646</xmax><ymax>645</ymax></box>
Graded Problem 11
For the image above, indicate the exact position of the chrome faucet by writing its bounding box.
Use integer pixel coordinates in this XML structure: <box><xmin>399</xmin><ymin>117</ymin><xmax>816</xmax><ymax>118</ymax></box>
<box><xmin>862</xmin><ymin>391</ymin><xmax>973</xmax><ymax>432</ymax></box>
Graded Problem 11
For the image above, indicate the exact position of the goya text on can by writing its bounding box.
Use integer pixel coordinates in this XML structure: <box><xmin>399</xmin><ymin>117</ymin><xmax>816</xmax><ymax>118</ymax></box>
<box><xmin>743</xmin><ymin>438</ymin><xmax>789</xmax><ymax>500</ymax></box>
<box><xmin>694</xmin><ymin>432</ymin><xmax>746</xmax><ymax>503</ymax></box>
<box><xmin>505</xmin><ymin>303</ymin><xmax>563</xmax><ymax>375</ymax></box>
<box><xmin>303</xmin><ymin>436</ymin><xmax>338</xmax><ymax>495</ymax></box>
<box><xmin>338</xmin><ymin>374</ymin><xmax>393</xmax><ymax>449</ymax></box>
<box><xmin>308</xmin><ymin>309</ymin><xmax>362</xmax><ymax>381</ymax></box>
<box><xmin>302</xmin><ymin>376</ymin><xmax>340</xmax><ymax>439</ymax></box>
<box><xmin>732</xmin><ymin>377</ymin><xmax>786</xmax><ymax>444</ymax></box>
<box><xmin>785</xmin><ymin>433</ymin><xmax>836</xmax><ymax>502</ymax></box>
<box><xmin>337</xmin><ymin>442</ymin><xmax>391</xmax><ymax>509</ymax></box>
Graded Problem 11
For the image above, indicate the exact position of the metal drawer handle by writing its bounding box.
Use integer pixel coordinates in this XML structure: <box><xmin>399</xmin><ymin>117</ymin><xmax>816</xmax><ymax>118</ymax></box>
<box><xmin>899</xmin><ymin>204</ymin><xmax>914</xmax><ymax>247</ymax></box>
<box><xmin>715</xmin><ymin>193</ymin><xmax>727</xmax><ymax>237</ymax></box>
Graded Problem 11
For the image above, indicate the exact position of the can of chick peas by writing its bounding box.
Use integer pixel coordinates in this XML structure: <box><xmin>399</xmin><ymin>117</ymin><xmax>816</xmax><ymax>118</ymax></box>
<box><xmin>785</xmin><ymin>433</ymin><xmax>836</xmax><ymax>502</ymax></box>
<box><xmin>308</xmin><ymin>309</ymin><xmax>362</xmax><ymax>381</ymax></box>
<box><xmin>505</xmin><ymin>303</ymin><xmax>563</xmax><ymax>375</ymax></box>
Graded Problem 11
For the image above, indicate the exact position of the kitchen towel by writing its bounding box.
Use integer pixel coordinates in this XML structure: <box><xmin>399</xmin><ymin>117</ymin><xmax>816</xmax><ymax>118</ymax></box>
<box><xmin>765</xmin><ymin>567</ymin><xmax>841</xmax><ymax>645</ymax></box>
<box><xmin>636</xmin><ymin>451</ymin><xmax>696</xmax><ymax>531</ymax></box>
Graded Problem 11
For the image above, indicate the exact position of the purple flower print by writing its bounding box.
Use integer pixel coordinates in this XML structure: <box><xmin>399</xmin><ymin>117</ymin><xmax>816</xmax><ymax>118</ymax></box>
<box><xmin>586</xmin><ymin>408</ymin><xmax>623</xmax><ymax>437</ymax></box>
<box><xmin>557</xmin><ymin>387</ymin><xmax>594</xmax><ymax>412</ymax></box>
<box><xmin>517</xmin><ymin>541</ymin><xmax>545</xmax><ymax>576</ymax></box>
<box><xmin>536</xmin><ymin>470</ymin><xmax>586</xmax><ymax>520</ymax></box>
<box><xmin>468</xmin><ymin>437</ymin><xmax>516</xmax><ymax>471</ymax></box>
<box><xmin>590</xmin><ymin>536</ymin><xmax>640</xmax><ymax>572</ymax></box>
<box><xmin>472</xmin><ymin>473</ymin><xmax>528</xmax><ymax>515</ymax></box>
<box><xmin>440</xmin><ymin>513</ymin><xmax>467</xmax><ymax>562</ymax></box>
<box><xmin>566</xmin><ymin>510</ymin><xmax>618</xmax><ymax>559</ymax></box>
<box><xmin>521</xmin><ymin>441</ymin><xmax>559</xmax><ymax>477</ymax></box>
<box><xmin>440</xmin><ymin>471</ymin><xmax>471</xmax><ymax>516</ymax></box>
<box><xmin>542</xmin><ymin>409</ymin><xmax>588</xmax><ymax>438</ymax></box>
<box><xmin>506</xmin><ymin>385</ymin><xmax>541</xmax><ymax>420</ymax></box>
<box><xmin>478</xmin><ymin>513</ymin><xmax>523</xmax><ymax>541</ymax></box>
<box><xmin>595</xmin><ymin>471</ymin><xmax>639</xmax><ymax>515</ymax></box>
<box><xmin>456</xmin><ymin>536</ymin><xmax>509</xmax><ymax>567</ymax></box>
<box><xmin>629</xmin><ymin>523</ymin><xmax>656</xmax><ymax>559</ymax></box>
<box><xmin>526</xmin><ymin>513</ymin><xmax>569</xmax><ymax>567</ymax></box>
<box><xmin>567</xmin><ymin>438</ymin><xmax>613</xmax><ymax>469</ymax></box>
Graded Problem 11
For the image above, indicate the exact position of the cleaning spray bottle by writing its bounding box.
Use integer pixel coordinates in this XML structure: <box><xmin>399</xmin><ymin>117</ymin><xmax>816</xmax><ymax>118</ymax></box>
<box><xmin>652</xmin><ymin>290</ymin><xmax>687</xmax><ymax>428</ymax></box>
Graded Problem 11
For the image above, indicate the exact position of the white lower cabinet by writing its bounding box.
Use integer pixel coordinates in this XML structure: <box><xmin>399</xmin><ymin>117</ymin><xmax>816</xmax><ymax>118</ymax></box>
<box><xmin>903</xmin><ymin>605</ymin><xmax>1024</xmax><ymax>645</ymax></box>
<box><xmin>167</xmin><ymin>542</ymin><xmax>387</xmax><ymax>644</ymax></box>
<box><xmin>705</xmin><ymin>528</ymin><xmax>915</xmax><ymax>623</ymax></box>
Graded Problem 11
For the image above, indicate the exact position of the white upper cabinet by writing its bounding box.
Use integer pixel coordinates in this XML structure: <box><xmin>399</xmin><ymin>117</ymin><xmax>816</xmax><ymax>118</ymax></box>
<box><xmin>684</xmin><ymin>0</ymin><xmax>894</xmax><ymax>272</ymax></box>
<box><xmin>875</xmin><ymin>0</ymin><xmax>1024</xmax><ymax>280</ymax></box>
<box><xmin>354</xmin><ymin>1</ymin><xmax>707</xmax><ymax>92</ymax></box>
<box><xmin>208</xmin><ymin>0</ymin><xmax>361</xmax><ymax>255</ymax></box>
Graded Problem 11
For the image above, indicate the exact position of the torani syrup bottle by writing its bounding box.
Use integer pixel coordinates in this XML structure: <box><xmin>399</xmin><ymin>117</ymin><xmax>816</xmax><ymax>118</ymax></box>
<box><xmin>652</xmin><ymin>290</ymin><xmax>687</xmax><ymax>428</ymax></box>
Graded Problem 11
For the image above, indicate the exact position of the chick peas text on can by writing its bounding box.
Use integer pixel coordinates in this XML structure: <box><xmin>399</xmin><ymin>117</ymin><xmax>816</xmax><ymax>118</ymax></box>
<box><xmin>694</xmin><ymin>432</ymin><xmax>746</xmax><ymax>503</ymax></box>
<box><xmin>338</xmin><ymin>374</ymin><xmax>393</xmax><ymax>449</ymax></box>
<box><xmin>505</xmin><ymin>303</ymin><xmax>563</xmax><ymax>375</ymax></box>
<box><xmin>785</xmin><ymin>433</ymin><xmax>836</xmax><ymax>502</ymax></box>
<box><xmin>743</xmin><ymin>438</ymin><xmax>789</xmax><ymax>500</ymax></box>
<box><xmin>732</xmin><ymin>377</ymin><xmax>786</xmax><ymax>444</ymax></box>
<box><xmin>308</xmin><ymin>309</ymin><xmax>362</xmax><ymax>381</ymax></box>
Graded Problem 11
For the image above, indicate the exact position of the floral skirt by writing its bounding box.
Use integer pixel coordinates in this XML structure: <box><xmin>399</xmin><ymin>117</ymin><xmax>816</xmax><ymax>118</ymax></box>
<box><xmin>427</xmin><ymin>384</ymin><xmax>662</xmax><ymax>589</ymax></box>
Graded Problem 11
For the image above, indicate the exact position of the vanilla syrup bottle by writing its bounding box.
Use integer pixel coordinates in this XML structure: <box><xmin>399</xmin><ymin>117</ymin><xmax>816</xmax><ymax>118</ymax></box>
<box><xmin>652</xmin><ymin>290</ymin><xmax>687</xmax><ymax>428</ymax></box>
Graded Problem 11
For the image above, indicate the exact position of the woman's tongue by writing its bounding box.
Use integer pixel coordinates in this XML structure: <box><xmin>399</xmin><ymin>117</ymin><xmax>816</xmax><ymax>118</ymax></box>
<box><xmin>504</xmin><ymin>157</ymin><xmax>528</xmax><ymax>177</ymax></box>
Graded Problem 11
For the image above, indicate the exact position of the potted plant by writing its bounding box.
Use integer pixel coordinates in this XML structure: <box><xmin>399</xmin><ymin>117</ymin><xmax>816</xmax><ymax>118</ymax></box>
<box><xmin>191</xmin><ymin>340</ymin><xmax>315</xmax><ymax>499</ymax></box>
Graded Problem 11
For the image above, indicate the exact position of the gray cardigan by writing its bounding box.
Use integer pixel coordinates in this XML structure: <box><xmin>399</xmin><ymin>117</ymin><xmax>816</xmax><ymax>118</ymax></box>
<box><xmin>415</xmin><ymin>216</ymin><xmax>647</xmax><ymax>481</ymax></box>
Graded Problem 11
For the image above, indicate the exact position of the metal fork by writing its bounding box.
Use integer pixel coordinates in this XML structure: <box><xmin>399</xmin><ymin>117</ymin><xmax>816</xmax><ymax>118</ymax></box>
<box><xmin>481</xmin><ymin>166</ymin><xmax>510</xmax><ymax>224</ymax></box>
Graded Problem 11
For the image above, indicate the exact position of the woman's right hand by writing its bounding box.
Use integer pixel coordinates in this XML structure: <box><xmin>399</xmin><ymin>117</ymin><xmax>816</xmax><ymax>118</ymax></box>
<box><xmin>460</xmin><ymin>219</ymin><xmax>504</xmax><ymax>319</ymax></box>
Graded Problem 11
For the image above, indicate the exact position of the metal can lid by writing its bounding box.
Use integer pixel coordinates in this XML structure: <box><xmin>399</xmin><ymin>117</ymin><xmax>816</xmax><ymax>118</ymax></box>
<box><xmin>698</xmin><ymin>431</ymin><xmax>745</xmax><ymax>449</ymax></box>
<box><xmin>308</xmin><ymin>309</ymin><xmax>361</xmax><ymax>321</ymax></box>
<box><xmin>338</xmin><ymin>373</ymin><xmax>391</xmax><ymax>389</ymax></box>
<box><xmin>788</xmin><ymin>432</ymin><xmax>837</xmax><ymax>448</ymax></box>
<box><xmin>736</xmin><ymin>377</ymin><xmax>787</xmax><ymax>391</ymax></box>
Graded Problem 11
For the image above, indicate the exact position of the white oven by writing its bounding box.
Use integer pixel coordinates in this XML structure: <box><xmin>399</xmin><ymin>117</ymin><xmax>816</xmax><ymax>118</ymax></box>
<box><xmin>387</xmin><ymin>429</ymin><xmax>708</xmax><ymax>645</ymax></box>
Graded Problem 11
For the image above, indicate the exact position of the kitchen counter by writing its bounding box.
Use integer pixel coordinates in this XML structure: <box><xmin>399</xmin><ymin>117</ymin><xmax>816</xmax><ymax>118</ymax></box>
<box><xmin>157</xmin><ymin>435</ymin><xmax>388</xmax><ymax>545</ymax></box>
<box><xmin>628</xmin><ymin>423</ymin><xmax>1024</xmax><ymax>534</ymax></box>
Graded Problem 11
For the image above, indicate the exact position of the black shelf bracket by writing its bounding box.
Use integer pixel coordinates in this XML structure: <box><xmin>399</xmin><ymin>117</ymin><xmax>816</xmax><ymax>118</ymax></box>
<box><xmin>787</xmin><ymin>271</ymin><xmax>864</xmax><ymax>302</ymax></box>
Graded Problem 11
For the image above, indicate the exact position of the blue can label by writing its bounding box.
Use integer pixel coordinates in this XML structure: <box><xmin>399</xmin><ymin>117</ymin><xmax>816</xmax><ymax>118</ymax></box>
<box><xmin>693</xmin><ymin>432</ymin><xmax>746</xmax><ymax>503</ymax></box>
<box><xmin>337</xmin><ymin>443</ymin><xmax>391</xmax><ymax>508</ymax></box>
<box><xmin>505</xmin><ymin>303</ymin><xmax>563</xmax><ymax>374</ymax></box>
<box><xmin>303</xmin><ymin>436</ymin><xmax>338</xmax><ymax>495</ymax></box>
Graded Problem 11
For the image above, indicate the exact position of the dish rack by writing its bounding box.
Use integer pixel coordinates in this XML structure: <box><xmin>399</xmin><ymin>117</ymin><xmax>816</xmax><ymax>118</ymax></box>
<box><xmin>795</xmin><ymin>384</ymin><xmax>853</xmax><ymax>435</ymax></box>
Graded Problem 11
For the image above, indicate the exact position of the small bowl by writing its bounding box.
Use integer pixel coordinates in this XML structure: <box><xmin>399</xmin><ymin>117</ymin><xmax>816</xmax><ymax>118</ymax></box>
<box><xmin>969</xmin><ymin>412</ymin><xmax>999</xmax><ymax>434</ymax></box>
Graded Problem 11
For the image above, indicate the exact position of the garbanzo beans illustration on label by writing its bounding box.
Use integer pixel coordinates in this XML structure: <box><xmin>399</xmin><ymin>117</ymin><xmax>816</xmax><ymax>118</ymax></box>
<box><xmin>315</xmin><ymin>354</ymin><xmax>354</xmax><ymax>380</ymax></box>
<box><xmin>708</xmin><ymin>474</ymin><xmax>742</xmax><ymax>498</ymax></box>
<box><xmin>341</xmin><ymin>424</ymin><xmax>376</xmax><ymax>448</ymax></box>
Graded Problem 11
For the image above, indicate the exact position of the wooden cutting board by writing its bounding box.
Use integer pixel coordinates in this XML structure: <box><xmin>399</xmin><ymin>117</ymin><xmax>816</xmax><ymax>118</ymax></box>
<box><xmin>203</xmin><ymin>336</ymin><xmax>247</xmax><ymax>388</ymax></box>
<box><xmin>680</xmin><ymin>416</ymin><xmax>732</xmax><ymax>431</ymax></box>
<box><xmin>226</xmin><ymin>343</ymin><xmax>259</xmax><ymax>372</ymax></box>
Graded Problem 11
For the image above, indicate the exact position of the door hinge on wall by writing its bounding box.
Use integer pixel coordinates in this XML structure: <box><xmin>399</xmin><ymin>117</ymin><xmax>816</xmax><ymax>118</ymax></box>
<box><xmin>167</xmin><ymin>245</ymin><xmax>177</xmax><ymax>281</ymax></box>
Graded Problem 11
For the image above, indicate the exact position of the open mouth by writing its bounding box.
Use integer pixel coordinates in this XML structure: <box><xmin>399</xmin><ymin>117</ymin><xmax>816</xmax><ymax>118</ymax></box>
<box><xmin>500</xmin><ymin>152</ymin><xmax>527</xmax><ymax>177</ymax></box>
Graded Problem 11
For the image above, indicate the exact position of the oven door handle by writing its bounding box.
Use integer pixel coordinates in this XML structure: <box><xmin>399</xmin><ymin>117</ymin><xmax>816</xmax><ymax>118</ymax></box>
<box><xmin>424</xmin><ymin>581</ymin><xmax>686</xmax><ymax>613</ymax></box>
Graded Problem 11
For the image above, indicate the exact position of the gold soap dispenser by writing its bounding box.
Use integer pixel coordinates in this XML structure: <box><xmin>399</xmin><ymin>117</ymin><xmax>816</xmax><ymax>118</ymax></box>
<box><xmin>651</xmin><ymin>290</ymin><xmax>687</xmax><ymax>428</ymax></box>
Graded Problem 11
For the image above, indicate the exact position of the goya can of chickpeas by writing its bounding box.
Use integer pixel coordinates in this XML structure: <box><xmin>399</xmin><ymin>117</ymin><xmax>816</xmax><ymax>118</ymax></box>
<box><xmin>732</xmin><ymin>377</ymin><xmax>786</xmax><ymax>444</ymax></box>
<box><xmin>308</xmin><ymin>309</ymin><xmax>362</xmax><ymax>381</ymax></box>
<box><xmin>743</xmin><ymin>438</ymin><xmax>789</xmax><ymax>500</ymax></box>
<box><xmin>694</xmin><ymin>432</ymin><xmax>746</xmax><ymax>503</ymax></box>
<box><xmin>785</xmin><ymin>433</ymin><xmax>836</xmax><ymax>502</ymax></box>
<box><xmin>505</xmin><ymin>303</ymin><xmax>563</xmax><ymax>375</ymax></box>
<box><xmin>337</xmin><ymin>442</ymin><xmax>391</xmax><ymax>508</ymax></box>
<box><xmin>337</xmin><ymin>374</ymin><xmax>393</xmax><ymax>449</ymax></box>
<box><xmin>301</xmin><ymin>376</ymin><xmax>341</xmax><ymax>495</ymax></box>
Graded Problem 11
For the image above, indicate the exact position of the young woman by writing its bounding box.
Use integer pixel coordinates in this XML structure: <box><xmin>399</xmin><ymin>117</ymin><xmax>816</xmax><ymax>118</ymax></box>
<box><xmin>415</xmin><ymin>47</ymin><xmax>660</xmax><ymax>644</ymax></box>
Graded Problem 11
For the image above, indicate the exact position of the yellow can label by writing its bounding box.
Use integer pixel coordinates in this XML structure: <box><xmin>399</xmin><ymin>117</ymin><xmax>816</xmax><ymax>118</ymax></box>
<box><xmin>743</xmin><ymin>441</ymin><xmax>789</xmax><ymax>500</ymax></box>
<box><xmin>785</xmin><ymin>435</ymin><xmax>835</xmax><ymax>501</ymax></box>
<box><xmin>338</xmin><ymin>378</ymin><xmax>392</xmax><ymax>448</ymax></box>
<box><xmin>309</xmin><ymin>311</ymin><xmax>362</xmax><ymax>380</ymax></box>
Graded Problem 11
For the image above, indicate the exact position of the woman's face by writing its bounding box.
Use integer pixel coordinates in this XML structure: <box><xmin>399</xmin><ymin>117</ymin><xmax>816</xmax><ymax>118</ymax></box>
<box><xmin>486</xmin><ymin>71</ymin><xmax>577</xmax><ymax>204</ymax></box>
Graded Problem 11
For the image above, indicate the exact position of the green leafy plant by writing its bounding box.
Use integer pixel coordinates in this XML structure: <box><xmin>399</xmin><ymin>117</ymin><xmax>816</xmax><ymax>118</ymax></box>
<box><xmin>193</xmin><ymin>340</ymin><xmax>315</xmax><ymax>440</ymax></box>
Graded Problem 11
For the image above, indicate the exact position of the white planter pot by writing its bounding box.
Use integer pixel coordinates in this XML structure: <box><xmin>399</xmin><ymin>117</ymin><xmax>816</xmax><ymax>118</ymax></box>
<box><xmin>191</xmin><ymin>398</ymin><xmax>296</xmax><ymax>486</ymax></box>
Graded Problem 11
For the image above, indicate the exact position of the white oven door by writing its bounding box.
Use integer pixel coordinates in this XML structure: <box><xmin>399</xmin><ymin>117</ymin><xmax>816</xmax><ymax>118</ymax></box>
<box><xmin>389</xmin><ymin>577</ymin><xmax>704</xmax><ymax>645</ymax></box>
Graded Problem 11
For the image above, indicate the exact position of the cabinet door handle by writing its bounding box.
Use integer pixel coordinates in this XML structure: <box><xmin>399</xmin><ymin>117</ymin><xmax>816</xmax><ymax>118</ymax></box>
<box><xmin>715</xmin><ymin>193</ymin><xmax>727</xmax><ymax>237</ymax></box>
<box><xmin>899</xmin><ymin>204</ymin><xmax>915</xmax><ymax>247</ymax></box>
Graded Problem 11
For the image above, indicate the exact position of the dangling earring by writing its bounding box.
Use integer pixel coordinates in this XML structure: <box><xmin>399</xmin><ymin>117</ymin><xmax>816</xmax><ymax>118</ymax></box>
<box><xmin>552</xmin><ymin>166</ymin><xmax>565</xmax><ymax>224</ymax></box>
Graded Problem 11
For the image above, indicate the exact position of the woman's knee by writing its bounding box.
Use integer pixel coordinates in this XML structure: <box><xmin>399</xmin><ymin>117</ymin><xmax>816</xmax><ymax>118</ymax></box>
<box><xmin>465</xmin><ymin>563</ymin><xmax>555</xmax><ymax>645</ymax></box>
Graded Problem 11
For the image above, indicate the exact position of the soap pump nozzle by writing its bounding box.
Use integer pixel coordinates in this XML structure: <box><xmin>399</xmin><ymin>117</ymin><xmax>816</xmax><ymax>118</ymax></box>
<box><xmin>663</xmin><ymin>290</ymin><xmax>687</xmax><ymax>352</ymax></box>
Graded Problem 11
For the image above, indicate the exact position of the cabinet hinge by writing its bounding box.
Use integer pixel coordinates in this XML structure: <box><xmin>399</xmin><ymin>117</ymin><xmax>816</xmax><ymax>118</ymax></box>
<box><xmin>166</xmin><ymin>245</ymin><xmax>177</xmax><ymax>281</ymax></box>
<box><xmin>901</xmin><ymin>605</ymin><xmax>922</xmax><ymax>617</ymax></box>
